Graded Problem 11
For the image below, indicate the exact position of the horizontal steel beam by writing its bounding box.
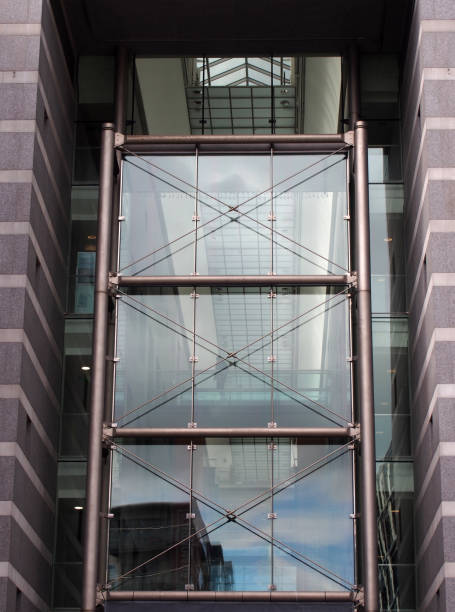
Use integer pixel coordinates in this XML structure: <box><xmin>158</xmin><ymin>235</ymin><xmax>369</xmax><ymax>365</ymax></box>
<box><xmin>109</xmin><ymin>426</ymin><xmax>355</xmax><ymax>439</ymax></box>
<box><xmin>106</xmin><ymin>590</ymin><xmax>355</xmax><ymax>602</ymax></box>
<box><xmin>113</xmin><ymin>274</ymin><xmax>350</xmax><ymax>287</ymax></box>
<box><xmin>116</xmin><ymin>132</ymin><xmax>353</xmax><ymax>153</ymax></box>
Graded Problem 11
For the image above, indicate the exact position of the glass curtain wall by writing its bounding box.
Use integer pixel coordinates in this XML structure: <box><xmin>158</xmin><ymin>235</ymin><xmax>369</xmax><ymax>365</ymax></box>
<box><xmin>362</xmin><ymin>55</ymin><xmax>416</xmax><ymax>611</ymax></box>
<box><xmin>106</xmin><ymin>150</ymin><xmax>356</xmax><ymax>596</ymax></box>
<box><xmin>130</xmin><ymin>56</ymin><xmax>343</xmax><ymax>136</ymax></box>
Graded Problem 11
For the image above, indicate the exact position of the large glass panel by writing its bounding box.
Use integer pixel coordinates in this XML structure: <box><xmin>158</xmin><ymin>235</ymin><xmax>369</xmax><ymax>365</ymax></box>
<box><xmin>274</xmin><ymin>287</ymin><xmax>351</xmax><ymax>427</ymax></box>
<box><xmin>119</xmin><ymin>153</ymin><xmax>348</xmax><ymax>278</ymax></box>
<box><xmin>114</xmin><ymin>288</ymin><xmax>194</xmax><ymax>428</ymax></box>
<box><xmin>109</xmin><ymin>439</ymin><xmax>354</xmax><ymax>593</ymax></box>
<box><xmin>53</xmin><ymin>462</ymin><xmax>86</xmax><ymax>609</ymax></box>
<box><xmin>273</xmin><ymin>154</ymin><xmax>348</xmax><ymax>275</ymax></box>
<box><xmin>195</xmin><ymin>287</ymin><xmax>271</xmax><ymax>427</ymax></box>
<box><xmin>108</xmin><ymin>440</ymin><xmax>191</xmax><ymax>591</ymax></box>
<box><xmin>273</xmin><ymin>440</ymin><xmax>354</xmax><ymax>592</ymax></box>
<box><xmin>67</xmin><ymin>187</ymin><xmax>98</xmax><ymax>314</ymax></box>
<box><xmin>119</xmin><ymin>156</ymin><xmax>196</xmax><ymax>277</ymax></box>
<box><xmin>369</xmin><ymin>185</ymin><xmax>405</xmax><ymax>314</ymax></box>
<box><xmin>197</xmin><ymin>155</ymin><xmax>271</xmax><ymax>275</ymax></box>
<box><xmin>192</xmin><ymin>438</ymin><xmax>272</xmax><ymax>591</ymax></box>
<box><xmin>134</xmin><ymin>57</ymin><xmax>341</xmax><ymax>136</ymax></box>
<box><xmin>373</xmin><ymin>319</ymin><xmax>410</xmax><ymax>460</ymax></box>
<box><xmin>377</xmin><ymin>462</ymin><xmax>415</xmax><ymax>610</ymax></box>
<box><xmin>60</xmin><ymin>319</ymin><xmax>93</xmax><ymax>458</ymax></box>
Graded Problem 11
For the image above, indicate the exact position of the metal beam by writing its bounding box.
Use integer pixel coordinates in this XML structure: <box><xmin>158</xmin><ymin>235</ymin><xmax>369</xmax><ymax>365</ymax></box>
<box><xmin>81</xmin><ymin>123</ymin><xmax>115</xmax><ymax>612</ymax></box>
<box><xmin>121</xmin><ymin>133</ymin><xmax>348</xmax><ymax>146</ymax></box>
<box><xmin>113</xmin><ymin>274</ymin><xmax>351</xmax><ymax>287</ymax></box>
<box><xmin>106</xmin><ymin>590</ymin><xmax>356</xmax><ymax>602</ymax></box>
<box><xmin>108</xmin><ymin>426</ymin><xmax>355</xmax><ymax>439</ymax></box>
<box><xmin>354</xmin><ymin>120</ymin><xmax>378</xmax><ymax>611</ymax></box>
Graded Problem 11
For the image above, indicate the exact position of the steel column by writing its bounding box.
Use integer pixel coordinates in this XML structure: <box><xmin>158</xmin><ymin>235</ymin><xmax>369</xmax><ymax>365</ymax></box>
<box><xmin>81</xmin><ymin>123</ymin><xmax>115</xmax><ymax>612</ymax></box>
<box><xmin>114</xmin><ymin>274</ymin><xmax>350</xmax><ymax>287</ymax></box>
<box><xmin>354</xmin><ymin>120</ymin><xmax>378</xmax><ymax>611</ymax></box>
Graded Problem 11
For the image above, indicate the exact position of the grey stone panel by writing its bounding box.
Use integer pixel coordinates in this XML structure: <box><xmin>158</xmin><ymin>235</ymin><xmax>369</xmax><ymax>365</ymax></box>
<box><xmin>420</xmin><ymin>32</ymin><xmax>455</xmax><ymax>68</ymax></box>
<box><xmin>37</xmin><ymin>28</ymin><xmax>74</xmax><ymax>141</ymax></box>
<box><xmin>35</xmin><ymin>84</ymin><xmax>72</xmax><ymax>193</ymax></box>
<box><xmin>0</xmin><ymin>457</ymin><xmax>55</xmax><ymax>549</ymax></box>
<box><xmin>0</xmin><ymin>343</ymin><xmax>22</xmax><ymax>384</ymax></box>
<box><xmin>426</xmin><ymin>181</ymin><xmax>455</xmax><ymax>221</ymax></box>
<box><xmin>8</xmin><ymin>518</ymin><xmax>52</xmax><ymax>604</ymax></box>
<box><xmin>407</xmin><ymin>233</ymin><xmax>455</xmax><ymax>316</ymax></box>
<box><xmin>402</xmin><ymin>114</ymin><xmax>422</xmax><ymax>187</ymax></box>
<box><xmin>25</xmin><ymin>238</ymin><xmax>64</xmax><ymax>339</ymax></box>
<box><xmin>406</xmin><ymin>181</ymin><xmax>455</xmax><ymax>276</ymax></box>
<box><xmin>412</xmin><ymin>343</ymin><xmax>455</xmax><ymax>427</ymax></box>
<box><xmin>416</xmin><ymin>520</ymin><xmax>444</xmax><ymax>602</ymax></box>
<box><xmin>444</xmin><ymin>578</ymin><xmax>455</xmax><ymax>612</ymax></box>
<box><xmin>0</xmin><ymin>577</ymin><xmax>6</xmax><ymax>612</ymax></box>
<box><xmin>417</xmin><ymin>0</ymin><xmax>455</xmax><ymax>19</ymax></box>
<box><xmin>8</xmin><ymin>581</ymin><xmax>41</xmax><ymax>612</ymax></box>
<box><xmin>5</xmin><ymin>398</ymin><xmax>56</xmax><ymax>488</ymax></box>
<box><xmin>0</xmin><ymin>517</ymin><xmax>51</xmax><ymax>605</ymax></box>
<box><xmin>0</xmin><ymin>288</ymin><xmax>26</xmax><ymax>328</ymax></box>
<box><xmin>0</xmin><ymin>235</ymin><xmax>64</xmax><ymax>336</ymax></box>
<box><xmin>23</xmin><ymin>291</ymin><xmax>62</xmax><ymax>392</ymax></box>
<box><xmin>29</xmin><ymin>185</ymin><xmax>68</xmax><ymax>289</ymax></box>
<box><xmin>0</xmin><ymin>83</ymin><xmax>38</xmax><ymax>120</ymax></box>
<box><xmin>0</xmin><ymin>133</ymin><xmax>34</xmax><ymax>170</ymax></box>
<box><xmin>415</xmin><ymin>459</ymin><xmax>443</xmax><ymax>546</ymax></box>
<box><xmin>40</xmin><ymin>0</ymin><xmax>75</xmax><ymax>115</ymax></box>
<box><xmin>0</xmin><ymin>183</ymin><xmax>32</xmax><ymax>222</ymax></box>
<box><xmin>0</xmin><ymin>0</ymin><xmax>42</xmax><ymax>23</ymax></box>
<box><xmin>32</xmin><ymin>134</ymin><xmax>70</xmax><ymax>225</ymax></box>
<box><xmin>0</xmin><ymin>343</ymin><xmax>58</xmax><ymax>447</ymax></box>
<box><xmin>422</xmin><ymin>80</ymin><xmax>455</xmax><ymax>118</ymax></box>
<box><xmin>0</xmin><ymin>36</ymin><xmax>40</xmax><ymax>72</ymax></box>
<box><xmin>410</xmin><ymin>286</ymin><xmax>455</xmax><ymax>379</ymax></box>
<box><xmin>20</xmin><ymin>348</ymin><xmax>59</xmax><ymax>443</ymax></box>
<box><xmin>415</xmin><ymin>400</ymin><xmax>455</xmax><ymax>500</ymax></box>
<box><xmin>36</xmin><ymin>85</ymin><xmax>73</xmax><ymax>176</ymax></box>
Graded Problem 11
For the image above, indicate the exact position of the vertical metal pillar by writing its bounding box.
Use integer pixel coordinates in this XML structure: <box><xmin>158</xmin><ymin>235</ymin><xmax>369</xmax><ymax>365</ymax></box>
<box><xmin>99</xmin><ymin>46</ymin><xmax>129</xmax><ymax>585</ymax></box>
<box><xmin>349</xmin><ymin>44</ymin><xmax>360</xmax><ymax>130</ymax></box>
<box><xmin>82</xmin><ymin>123</ymin><xmax>115</xmax><ymax>612</ymax></box>
<box><xmin>355</xmin><ymin>120</ymin><xmax>378</xmax><ymax>611</ymax></box>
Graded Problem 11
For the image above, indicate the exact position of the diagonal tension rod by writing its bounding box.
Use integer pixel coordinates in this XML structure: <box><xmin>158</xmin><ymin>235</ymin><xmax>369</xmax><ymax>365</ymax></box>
<box><xmin>117</xmin><ymin>145</ymin><xmax>349</xmax><ymax>274</ymax></box>
<box><xmin>107</xmin><ymin>440</ymin><xmax>354</xmax><ymax>590</ymax></box>
<box><xmin>114</xmin><ymin>287</ymin><xmax>350</xmax><ymax>425</ymax></box>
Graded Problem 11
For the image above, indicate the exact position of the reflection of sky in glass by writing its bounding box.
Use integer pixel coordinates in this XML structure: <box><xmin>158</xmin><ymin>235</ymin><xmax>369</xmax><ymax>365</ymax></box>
<box><xmin>109</xmin><ymin>440</ymin><xmax>354</xmax><ymax>591</ymax></box>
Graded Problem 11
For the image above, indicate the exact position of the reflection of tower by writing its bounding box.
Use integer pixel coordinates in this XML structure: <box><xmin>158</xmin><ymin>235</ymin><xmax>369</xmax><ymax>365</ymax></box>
<box><xmin>108</xmin><ymin>500</ymin><xmax>234</xmax><ymax>591</ymax></box>
<box><xmin>376</xmin><ymin>462</ymin><xmax>414</xmax><ymax>610</ymax></box>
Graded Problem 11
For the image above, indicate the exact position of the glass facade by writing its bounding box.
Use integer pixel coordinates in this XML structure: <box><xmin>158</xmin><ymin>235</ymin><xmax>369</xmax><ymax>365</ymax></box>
<box><xmin>107</xmin><ymin>150</ymin><xmax>355</xmax><ymax>595</ymax></box>
<box><xmin>362</xmin><ymin>55</ymin><xmax>415</xmax><ymax>611</ymax></box>
<box><xmin>52</xmin><ymin>53</ymin><xmax>415</xmax><ymax>611</ymax></box>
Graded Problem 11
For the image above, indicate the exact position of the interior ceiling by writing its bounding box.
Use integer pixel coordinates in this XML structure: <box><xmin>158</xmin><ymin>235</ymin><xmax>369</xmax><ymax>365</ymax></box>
<box><xmin>63</xmin><ymin>0</ymin><xmax>413</xmax><ymax>55</ymax></box>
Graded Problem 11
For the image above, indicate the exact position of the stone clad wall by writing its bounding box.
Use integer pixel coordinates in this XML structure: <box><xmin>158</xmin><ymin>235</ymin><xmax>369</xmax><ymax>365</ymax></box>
<box><xmin>0</xmin><ymin>1</ymin><xmax>74</xmax><ymax>610</ymax></box>
<box><xmin>402</xmin><ymin>1</ymin><xmax>455</xmax><ymax>609</ymax></box>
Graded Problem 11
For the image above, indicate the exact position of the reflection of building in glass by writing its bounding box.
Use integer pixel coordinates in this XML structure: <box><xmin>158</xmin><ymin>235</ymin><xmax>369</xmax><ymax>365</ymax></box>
<box><xmin>108</xmin><ymin>501</ymin><xmax>234</xmax><ymax>591</ymax></box>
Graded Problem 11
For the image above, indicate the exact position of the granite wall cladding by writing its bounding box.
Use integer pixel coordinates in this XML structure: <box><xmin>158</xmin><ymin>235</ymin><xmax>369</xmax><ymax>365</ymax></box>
<box><xmin>402</xmin><ymin>1</ymin><xmax>455</xmax><ymax>610</ymax></box>
<box><xmin>0</xmin><ymin>0</ymin><xmax>74</xmax><ymax>610</ymax></box>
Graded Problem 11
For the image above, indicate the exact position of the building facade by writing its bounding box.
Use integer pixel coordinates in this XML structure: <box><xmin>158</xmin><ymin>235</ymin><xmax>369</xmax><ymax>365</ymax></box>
<box><xmin>0</xmin><ymin>0</ymin><xmax>455</xmax><ymax>611</ymax></box>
